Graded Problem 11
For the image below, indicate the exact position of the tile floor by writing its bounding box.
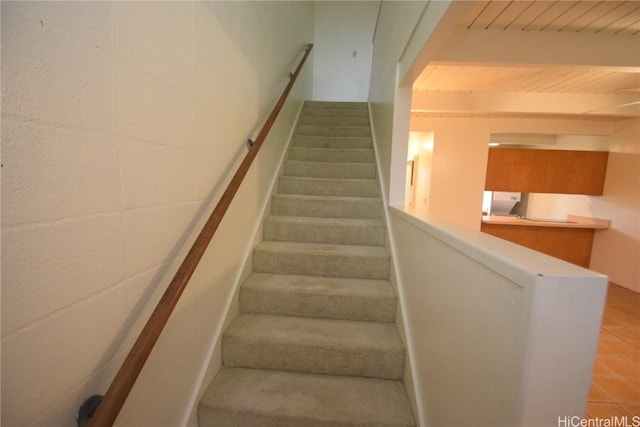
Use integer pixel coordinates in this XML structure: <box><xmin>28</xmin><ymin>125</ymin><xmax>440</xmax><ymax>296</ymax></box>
<box><xmin>586</xmin><ymin>283</ymin><xmax>640</xmax><ymax>418</ymax></box>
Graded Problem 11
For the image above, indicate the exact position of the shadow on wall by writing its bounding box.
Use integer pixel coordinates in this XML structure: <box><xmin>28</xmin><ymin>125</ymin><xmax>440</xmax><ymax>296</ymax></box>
<box><xmin>201</xmin><ymin>1</ymin><xmax>312</xmax><ymax>120</ymax></box>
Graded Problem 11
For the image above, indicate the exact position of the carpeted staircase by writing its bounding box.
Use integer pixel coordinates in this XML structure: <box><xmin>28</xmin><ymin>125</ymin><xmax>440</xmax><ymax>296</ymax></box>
<box><xmin>198</xmin><ymin>101</ymin><xmax>416</xmax><ymax>426</ymax></box>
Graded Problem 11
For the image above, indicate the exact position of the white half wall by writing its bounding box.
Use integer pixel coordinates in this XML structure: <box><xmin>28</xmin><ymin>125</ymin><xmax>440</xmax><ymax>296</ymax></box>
<box><xmin>312</xmin><ymin>1</ymin><xmax>379</xmax><ymax>102</ymax></box>
<box><xmin>388</xmin><ymin>208</ymin><xmax>607</xmax><ymax>426</ymax></box>
<box><xmin>0</xmin><ymin>2</ymin><xmax>314</xmax><ymax>425</ymax></box>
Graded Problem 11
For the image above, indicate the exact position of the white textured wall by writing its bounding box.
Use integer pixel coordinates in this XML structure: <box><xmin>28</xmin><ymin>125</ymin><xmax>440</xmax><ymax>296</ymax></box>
<box><xmin>312</xmin><ymin>1</ymin><xmax>378</xmax><ymax>102</ymax></box>
<box><xmin>388</xmin><ymin>207</ymin><xmax>606</xmax><ymax>426</ymax></box>
<box><xmin>1</xmin><ymin>1</ymin><xmax>314</xmax><ymax>425</ymax></box>
<box><xmin>592</xmin><ymin>119</ymin><xmax>640</xmax><ymax>291</ymax></box>
<box><xmin>527</xmin><ymin>119</ymin><xmax>640</xmax><ymax>292</ymax></box>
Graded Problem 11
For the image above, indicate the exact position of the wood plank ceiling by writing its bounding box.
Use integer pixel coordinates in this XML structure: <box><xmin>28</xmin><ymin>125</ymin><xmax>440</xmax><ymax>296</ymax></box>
<box><xmin>413</xmin><ymin>1</ymin><xmax>640</xmax><ymax>119</ymax></box>
<box><xmin>464</xmin><ymin>0</ymin><xmax>640</xmax><ymax>33</ymax></box>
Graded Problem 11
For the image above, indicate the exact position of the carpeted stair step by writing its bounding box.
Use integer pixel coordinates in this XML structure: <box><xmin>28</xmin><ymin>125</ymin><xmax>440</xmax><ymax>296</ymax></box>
<box><xmin>304</xmin><ymin>101</ymin><xmax>368</xmax><ymax>110</ymax></box>
<box><xmin>222</xmin><ymin>314</ymin><xmax>404</xmax><ymax>379</ymax></box>
<box><xmin>239</xmin><ymin>273</ymin><xmax>396</xmax><ymax>322</ymax></box>
<box><xmin>297</xmin><ymin>116</ymin><xmax>370</xmax><ymax>127</ymax></box>
<box><xmin>271</xmin><ymin>194</ymin><xmax>382</xmax><ymax>219</ymax></box>
<box><xmin>198</xmin><ymin>367</ymin><xmax>416</xmax><ymax>427</ymax></box>
<box><xmin>300</xmin><ymin>108</ymin><xmax>370</xmax><ymax>118</ymax></box>
<box><xmin>263</xmin><ymin>216</ymin><xmax>385</xmax><ymax>246</ymax></box>
<box><xmin>252</xmin><ymin>241</ymin><xmax>389</xmax><ymax>279</ymax></box>
<box><xmin>292</xmin><ymin>135</ymin><xmax>372</xmax><ymax>149</ymax></box>
<box><xmin>288</xmin><ymin>147</ymin><xmax>374</xmax><ymax>163</ymax></box>
<box><xmin>278</xmin><ymin>176</ymin><xmax>378</xmax><ymax>197</ymax></box>
<box><xmin>283</xmin><ymin>160</ymin><xmax>376</xmax><ymax>179</ymax></box>
<box><xmin>296</xmin><ymin>125</ymin><xmax>371</xmax><ymax>138</ymax></box>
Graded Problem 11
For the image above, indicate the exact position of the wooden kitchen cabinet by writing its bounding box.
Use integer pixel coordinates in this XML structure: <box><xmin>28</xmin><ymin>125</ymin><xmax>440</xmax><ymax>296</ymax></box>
<box><xmin>543</xmin><ymin>150</ymin><xmax>608</xmax><ymax>194</ymax></box>
<box><xmin>485</xmin><ymin>148</ymin><xmax>608</xmax><ymax>195</ymax></box>
<box><xmin>484</xmin><ymin>148</ymin><xmax>547</xmax><ymax>192</ymax></box>
<box><xmin>481</xmin><ymin>223</ymin><xmax>594</xmax><ymax>267</ymax></box>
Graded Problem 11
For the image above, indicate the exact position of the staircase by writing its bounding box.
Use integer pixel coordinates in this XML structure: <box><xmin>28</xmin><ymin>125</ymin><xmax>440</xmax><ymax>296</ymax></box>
<box><xmin>198</xmin><ymin>101</ymin><xmax>416</xmax><ymax>426</ymax></box>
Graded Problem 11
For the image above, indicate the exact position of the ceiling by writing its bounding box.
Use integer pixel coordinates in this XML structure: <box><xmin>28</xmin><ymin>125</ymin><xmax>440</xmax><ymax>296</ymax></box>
<box><xmin>412</xmin><ymin>0</ymin><xmax>640</xmax><ymax>119</ymax></box>
<box><xmin>413</xmin><ymin>65</ymin><xmax>639</xmax><ymax>94</ymax></box>
<box><xmin>463</xmin><ymin>0</ymin><xmax>639</xmax><ymax>33</ymax></box>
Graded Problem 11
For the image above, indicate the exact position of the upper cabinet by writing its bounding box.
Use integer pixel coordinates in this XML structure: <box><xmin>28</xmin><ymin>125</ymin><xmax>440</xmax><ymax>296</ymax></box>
<box><xmin>485</xmin><ymin>148</ymin><xmax>609</xmax><ymax>195</ymax></box>
<box><xmin>543</xmin><ymin>150</ymin><xmax>609</xmax><ymax>194</ymax></box>
<box><xmin>484</xmin><ymin>148</ymin><xmax>547</xmax><ymax>193</ymax></box>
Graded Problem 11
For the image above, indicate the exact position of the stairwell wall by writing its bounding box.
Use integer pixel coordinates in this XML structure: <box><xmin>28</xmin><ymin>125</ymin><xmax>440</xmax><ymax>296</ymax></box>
<box><xmin>1</xmin><ymin>2</ymin><xmax>313</xmax><ymax>425</ymax></box>
<box><xmin>368</xmin><ymin>1</ymin><xmax>428</xmax><ymax>201</ymax></box>
<box><xmin>312</xmin><ymin>1</ymin><xmax>379</xmax><ymax>102</ymax></box>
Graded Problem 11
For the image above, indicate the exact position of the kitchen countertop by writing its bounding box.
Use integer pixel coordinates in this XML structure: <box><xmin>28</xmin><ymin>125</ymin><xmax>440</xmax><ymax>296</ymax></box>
<box><xmin>481</xmin><ymin>214</ymin><xmax>611</xmax><ymax>230</ymax></box>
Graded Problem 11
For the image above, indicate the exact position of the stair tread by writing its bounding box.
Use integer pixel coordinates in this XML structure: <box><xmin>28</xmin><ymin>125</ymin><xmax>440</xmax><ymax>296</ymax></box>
<box><xmin>298</xmin><ymin>122</ymin><xmax>370</xmax><ymax>128</ymax></box>
<box><xmin>295</xmin><ymin>125</ymin><xmax>371</xmax><ymax>138</ymax></box>
<box><xmin>300</xmin><ymin>111</ymin><xmax>369</xmax><ymax>118</ymax></box>
<box><xmin>299</xmin><ymin>115</ymin><xmax>369</xmax><ymax>121</ymax></box>
<box><xmin>284</xmin><ymin>160</ymin><xmax>376</xmax><ymax>167</ymax></box>
<box><xmin>271</xmin><ymin>194</ymin><xmax>383</xmax><ymax>221</ymax></box>
<box><xmin>225</xmin><ymin>314</ymin><xmax>403</xmax><ymax>352</ymax></box>
<box><xmin>265</xmin><ymin>215</ymin><xmax>383</xmax><ymax>227</ymax></box>
<box><xmin>240</xmin><ymin>273</ymin><xmax>396</xmax><ymax>322</ymax></box>
<box><xmin>273</xmin><ymin>193</ymin><xmax>380</xmax><ymax>202</ymax></box>
<box><xmin>290</xmin><ymin>147</ymin><xmax>374</xmax><ymax>152</ymax></box>
<box><xmin>296</xmin><ymin>126</ymin><xmax>372</xmax><ymax>132</ymax></box>
<box><xmin>288</xmin><ymin>148</ymin><xmax>374</xmax><ymax>163</ymax></box>
<box><xmin>293</xmin><ymin>135</ymin><xmax>372</xmax><ymax>140</ymax></box>
<box><xmin>283</xmin><ymin>160</ymin><xmax>376</xmax><ymax>177</ymax></box>
<box><xmin>255</xmin><ymin>240</ymin><xmax>388</xmax><ymax>258</ymax></box>
<box><xmin>280</xmin><ymin>175</ymin><xmax>377</xmax><ymax>183</ymax></box>
<box><xmin>278</xmin><ymin>175</ymin><xmax>379</xmax><ymax>197</ymax></box>
<box><xmin>304</xmin><ymin>101</ymin><xmax>368</xmax><ymax>109</ymax></box>
<box><xmin>302</xmin><ymin>108</ymin><xmax>369</xmax><ymax>113</ymax></box>
<box><xmin>242</xmin><ymin>272</ymin><xmax>394</xmax><ymax>301</ymax></box>
<box><xmin>199</xmin><ymin>367</ymin><xmax>415</xmax><ymax>426</ymax></box>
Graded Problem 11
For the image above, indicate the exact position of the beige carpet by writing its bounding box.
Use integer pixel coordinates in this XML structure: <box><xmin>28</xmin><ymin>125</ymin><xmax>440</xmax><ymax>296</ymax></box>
<box><xmin>198</xmin><ymin>101</ymin><xmax>415</xmax><ymax>426</ymax></box>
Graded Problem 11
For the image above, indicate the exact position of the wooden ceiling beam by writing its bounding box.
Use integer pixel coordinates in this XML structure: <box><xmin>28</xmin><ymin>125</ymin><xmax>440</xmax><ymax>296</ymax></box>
<box><xmin>411</xmin><ymin>91</ymin><xmax>640</xmax><ymax>117</ymax></box>
<box><xmin>433</xmin><ymin>28</ymin><xmax>640</xmax><ymax>70</ymax></box>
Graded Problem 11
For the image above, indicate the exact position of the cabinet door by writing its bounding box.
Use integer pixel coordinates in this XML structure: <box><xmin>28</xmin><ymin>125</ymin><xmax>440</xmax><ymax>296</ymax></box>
<box><xmin>543</xmin><ymin>150</ymin><xmax>608</xmax><ymax>195</ymax></box>
<box><xmin>485</xmin><ymin>148</ymin><xmax>547</xmax><ymax>192</ymax></box>
<box><xmin>481</xmin><ymin>224</ymin><xmax>594</xmax><ymax>268</ymax></box>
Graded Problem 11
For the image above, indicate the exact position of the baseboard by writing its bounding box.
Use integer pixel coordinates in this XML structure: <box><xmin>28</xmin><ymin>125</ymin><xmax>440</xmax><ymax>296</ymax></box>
<box><xmin>180</xmin><ymin>99</ymin><xmax>306</xmax><ymax>426</ymax></box>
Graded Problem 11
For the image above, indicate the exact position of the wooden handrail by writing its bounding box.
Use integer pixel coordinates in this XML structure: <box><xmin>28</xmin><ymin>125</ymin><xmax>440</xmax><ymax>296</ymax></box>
<box><xmin>87</xmin><ymin>43</ymin><xmax>313</xmax><ymax>427</ymax></box>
